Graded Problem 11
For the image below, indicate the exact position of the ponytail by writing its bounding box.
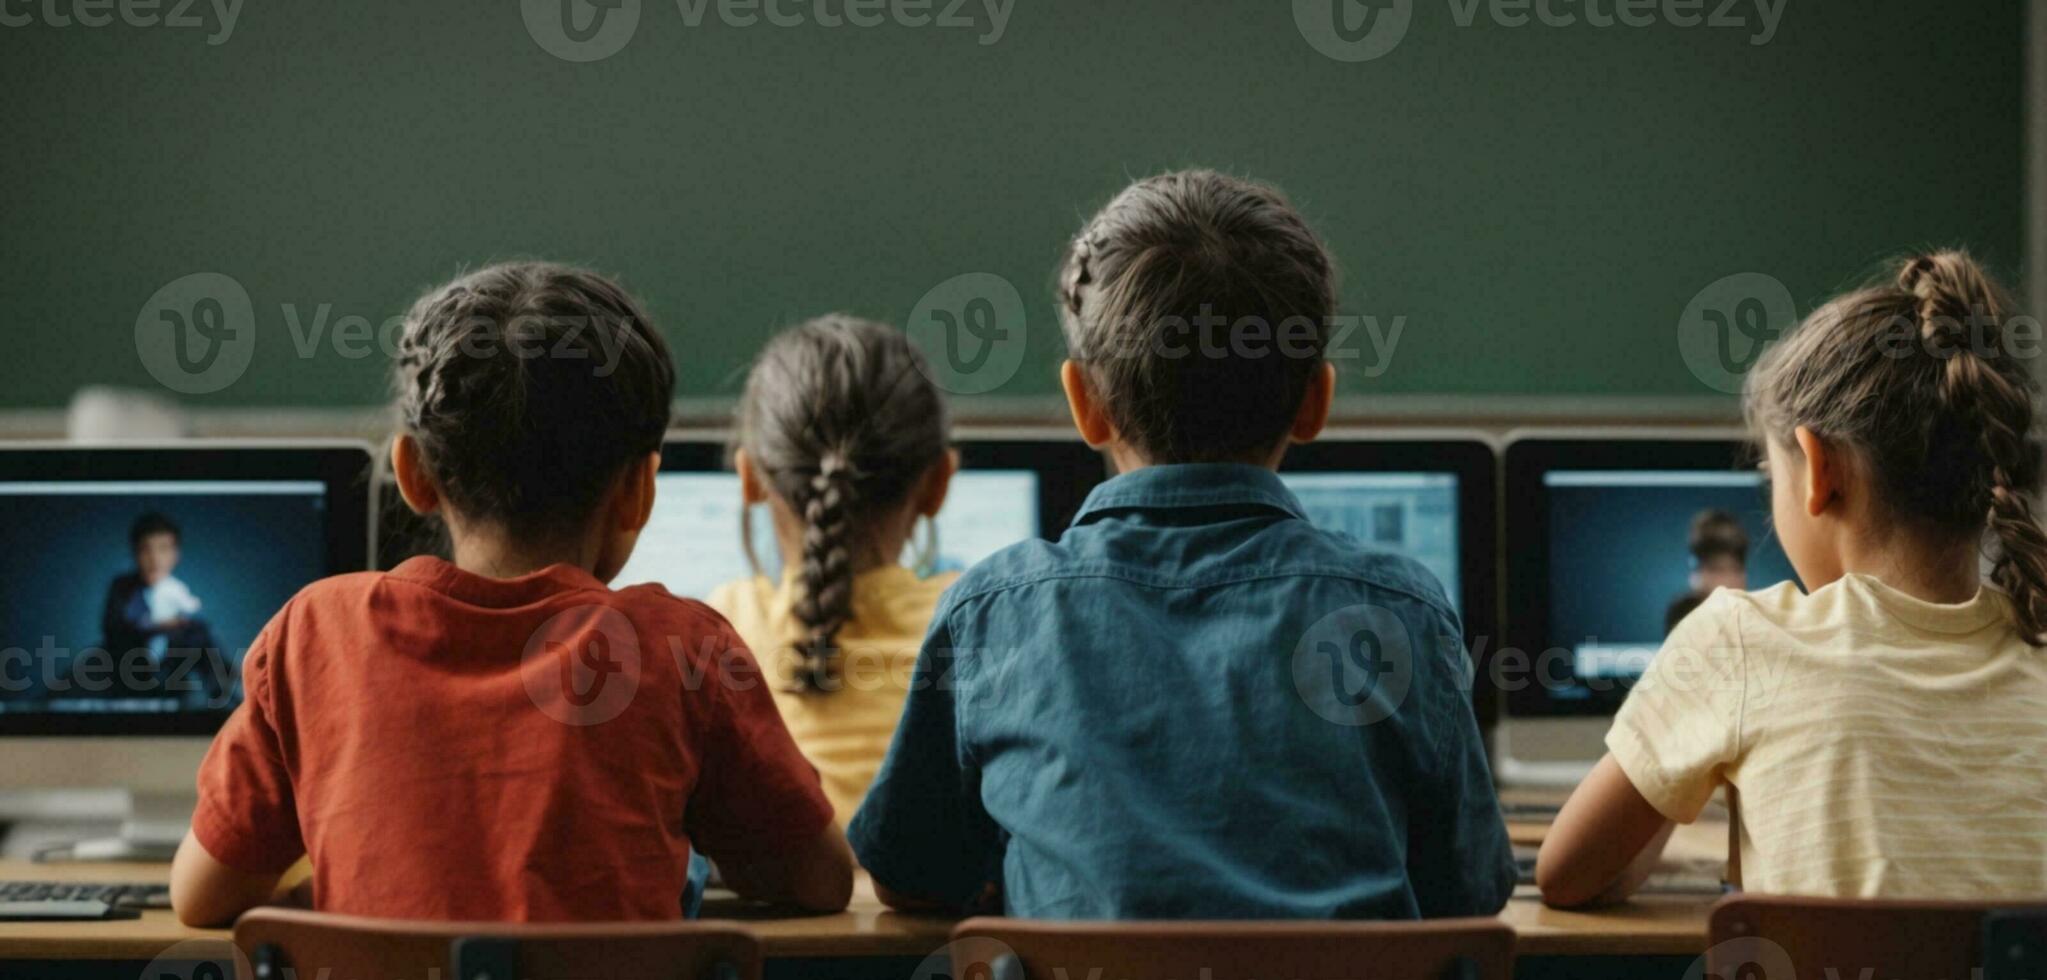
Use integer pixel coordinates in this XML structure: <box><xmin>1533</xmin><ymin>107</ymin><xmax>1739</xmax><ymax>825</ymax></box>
<box><xmin>1748</xmin><ymin>249</ymin><xmax>2047</xmax><ymax>644</ymax></box>
<box><xmin>733</xmin><ymin>315</ymin><xmax>951</xmax><ymax>694</ymax></box>
<box><xmin>1902</xmin><ymin>252</ymin><xmax>2047</xmax><ymax>645</ymax></box>
<box><xmin>791</xmin><ymin>456</ymin><xmax>858</xmax><ymax>691</ymax></box>
<box><xmin>1990</xmin><ymin>484</ymin><xmax>2047</xmax><ymax>644</ymax></box>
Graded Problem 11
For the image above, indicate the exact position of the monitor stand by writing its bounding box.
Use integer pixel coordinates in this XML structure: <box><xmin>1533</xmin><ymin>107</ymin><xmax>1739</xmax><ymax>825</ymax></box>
<box><xmin>36</xmin><ymin>791</ymin><xmax>193</xmax><ymax>863</ymax></box>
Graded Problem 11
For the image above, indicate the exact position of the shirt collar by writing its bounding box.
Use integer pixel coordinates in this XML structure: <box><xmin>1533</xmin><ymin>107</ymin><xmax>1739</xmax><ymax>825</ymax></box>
<box><xmin>1837</xmin><ymin>572</ymin><xmax>2008</xmax><ymax>635</ymax></box>
<box><xmin>389</xmin><ymin>555</ymin><xmax>608</xmax><ymax>608</ymax></box>
<box><xmin>1072</xmin><ymin>464</ymin><xmax>1307</xmax><ymax>525</ymax></box>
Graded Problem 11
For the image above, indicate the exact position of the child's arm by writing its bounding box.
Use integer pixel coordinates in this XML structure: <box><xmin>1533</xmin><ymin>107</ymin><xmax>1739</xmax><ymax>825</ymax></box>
<box><xmin>716</xmin><ymin>826</ymin><xmax>855</xmax><ymax>913</ymax></box>
<box><xmin>170</xmin><ymin>830</ymin><xmax>286</xmax><ymax>927</ymax></box>
<box><xmin>1538</xmin><ymin>594</ymin><xmax>1747</xmax><ymax>908</ymax></box>
<box><xmin>1534</xmin><ymin>754</ymin><xmax>1675</xmax><ymax>907</ymax></box>
<box><xmin>1406</xmin><ymin>609</ymin><xmax>1518</xmax><ymax>916</ymax></box>
<box><xmin>177</xmin><ymin>623</ymin><xmax>307</xmax><ymax>925</ymax></box>
<box><xmin>846</xmin><ymin>610</ymin><xmax>1003</xmax><ymax>914</ymax></box>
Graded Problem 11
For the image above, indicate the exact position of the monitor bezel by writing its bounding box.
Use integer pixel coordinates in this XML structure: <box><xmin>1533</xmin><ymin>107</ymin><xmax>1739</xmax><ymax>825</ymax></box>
<box><xmin>0</xmin><ymin>442</ymin><xmax>375</xmax><ymax>736</ymax></box>
<box><xmin>1279</xmin><ymin>436</ymin><xmax>1501</xmax><ymax>728</ymax></box>
<box><xmin>1501</xmin><ymin>434</ymin><xmax>1769</xmax><ymax>718</ymax></box>
<box><xmin>657</xmin><ymin>432</ymin><xmax>1109</xmax><ymax>548</ymax></box>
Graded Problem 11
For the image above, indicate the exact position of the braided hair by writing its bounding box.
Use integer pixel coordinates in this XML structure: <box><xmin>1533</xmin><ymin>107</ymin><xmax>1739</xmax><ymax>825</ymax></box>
<box><xmin>1745</xmin><ymin>250</ymin><xmax>2047</xmax><ymax>642</ymax></box>
<box><xmin>392</xmin><ymin>262</ymin><xmax>674</xmax><ymax>543</ymax></box>
<box><xmin>735</xmin><ymin>315</ymin><xmax>950</xmax><ymax>692</ymax></box>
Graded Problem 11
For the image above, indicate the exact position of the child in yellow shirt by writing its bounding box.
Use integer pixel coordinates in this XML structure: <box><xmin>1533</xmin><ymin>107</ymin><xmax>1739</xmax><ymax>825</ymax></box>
<box><xmin>1539</xmin><ymin>251</ymin><xmax>2047</xmax><ymax>904</ymax></box>
<box><xmin>708</xmin><ymin>315</ymin><xmax>957</xmax><ymax>822</ymax></box>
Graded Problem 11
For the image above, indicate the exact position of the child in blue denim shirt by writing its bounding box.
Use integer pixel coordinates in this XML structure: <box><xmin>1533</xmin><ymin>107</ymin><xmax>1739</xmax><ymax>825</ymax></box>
<box><xmin>849</xmin><ymin>170</ymin><xmax>1515</xmax><ymax>920</ymax></box>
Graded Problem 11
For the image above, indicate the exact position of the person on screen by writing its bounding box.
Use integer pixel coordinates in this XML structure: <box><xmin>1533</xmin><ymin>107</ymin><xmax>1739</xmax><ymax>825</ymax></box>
<box><xmin>1539</xmin><ymin>251</ymin><xmax>2047</xmax><ymax>905</ymax></box>
<box><xmin>707</xmin><ymin>315</ymin><xmax>958</xmax><ymax>824</ymax></box>
<box><xmin>1661</xmin><ymin>509</ymin><xmax>1749</xmax><ymax>634</ymax></box>
<box><xmin>100</xmin><ymin>512</ymin><xmax>223</xmax><ymax>701</ymax></box>
<box><xmin>171</xmin><ymin>262</ymin><xmax>852</xmax><ymax>927</ymax></box>
<box><xmin>849</xmin><ymin>171</ymin><xmax>1514</xmax><ymax>920</ymax></box>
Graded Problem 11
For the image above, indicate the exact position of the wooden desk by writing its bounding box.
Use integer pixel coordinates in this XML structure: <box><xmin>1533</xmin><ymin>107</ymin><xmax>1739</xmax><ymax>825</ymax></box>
<box><xmin>0</xmin><ymin>860</ymin><xmax>227</xmax><ymax>962</ymax></box>
<box><xmin>0</xmin><ymin>858</ymin><xmax>1717</xmax><ymax>963</ymax></box>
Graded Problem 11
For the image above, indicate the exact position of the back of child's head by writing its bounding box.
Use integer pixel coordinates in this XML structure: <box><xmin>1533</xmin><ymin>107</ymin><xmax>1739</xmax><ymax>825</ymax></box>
<box><xmin>1059</xmin><ymin>170</ymin><xmax>1338</xmax><ymax>464</ymax></box>
<box><xmin>1688</xmin><ymin>509</ymin><xmax>1749</xmax><ymax>566</ymax></box>
<box><xmin>1745</xmin><ymin>250</ymin><xmax>2047</xmax><ymax>640</ymax></box>
<box><xmin>735</xmin><ymin>315</ymin><xmax>950</xmax><ymax>691</ymax></box>
<box><xmin>393</xmin><ymin>262</ymin><xmax>675</xmax><ymax>543</ymax></box>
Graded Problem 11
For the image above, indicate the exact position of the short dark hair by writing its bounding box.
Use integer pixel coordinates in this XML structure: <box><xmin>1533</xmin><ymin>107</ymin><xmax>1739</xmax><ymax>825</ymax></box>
<box><xmin>1058</xmin><ymin>170</ymin><xmax>1338</xmax><ymax>463</ymax></box>
<box><xmin>130</xmin><ymin>512</ymin><xmax>180</xmax><ymax>550</ymax></box>
<box><xmin>1688</xmin><ymin>509</ymin><xmax>1749</xmax><ymax>565</ymax></box>
<box><xmin>393</xmin><ymin>262</ymin><xmax>676</xmax><ymax>541</ymax></box>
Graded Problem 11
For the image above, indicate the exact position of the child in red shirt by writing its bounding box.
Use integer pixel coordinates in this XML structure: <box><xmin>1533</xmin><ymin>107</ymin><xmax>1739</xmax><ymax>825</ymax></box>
<box><xmin>171</xmin><ymin>262</ymin><xmax>851</xmax><ymax>925</ymax></box>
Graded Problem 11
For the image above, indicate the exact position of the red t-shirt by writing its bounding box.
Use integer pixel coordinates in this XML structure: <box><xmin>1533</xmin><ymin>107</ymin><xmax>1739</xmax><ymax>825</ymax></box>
<box><xmin>192</xmin><ymin>557</ymin><xmax>833</xmax><ymax>921</ymax></box>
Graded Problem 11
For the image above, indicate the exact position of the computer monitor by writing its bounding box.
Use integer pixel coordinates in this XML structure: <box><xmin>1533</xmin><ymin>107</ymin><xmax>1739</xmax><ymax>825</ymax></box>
<box><xmin>1278</xmin><ymin>435</ymin><xmax>1500</xmax><ymax>724</ymax></box>
<box><xmin>1501</xmin><ymin>434</ymin><xmax>1798</xmax><ymax>720</ymax></box>
<box><xmin>0</xmin><ymin>442</ymin><xmax>373</xmax><ymax>850</ymax></box>
<box><xmin>614</xmin><ymin>434</ymin><xmax>1107</xmax><ymax>600</ymax></box>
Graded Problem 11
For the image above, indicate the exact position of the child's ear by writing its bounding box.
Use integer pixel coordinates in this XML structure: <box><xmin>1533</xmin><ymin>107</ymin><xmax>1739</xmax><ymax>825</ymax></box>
<box><xmin>1792</xmin><ymin>426</ymin><xmax>1838</xmax><ymax>517</ymax></box>
<box><xmin>616</xmin><ymin>451</ymin><xmax>660</xmax><ymax>533</ymax></box>
<box><xmin>1289</xmin><ymin>362</ymin><xmax>1337</xmax><ymax>445</ymax></box>
<box><xmin>1061</xmin><ymin>361</ymin><xmax>1115</xmax><ymax>448</ymax></box>
<box><xmin>916</xmin><ymin>449</ymin><xmax>960</xmax><ymax>519</ymax></box>
<box><xmin>735</xmin><ymin>449</ymin><xmax>771</xmax><ymax>506</ymax></box>
<box><xmin>390</xmin><ymin>435</ymin><xmax>440</xmax><ymax>516</ymax></box>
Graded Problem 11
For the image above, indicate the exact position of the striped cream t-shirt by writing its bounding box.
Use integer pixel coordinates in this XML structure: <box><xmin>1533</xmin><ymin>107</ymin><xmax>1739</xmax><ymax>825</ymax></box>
<box><xmin>1608</xmin><ymin>574</ymin><xmax>2047</xmax><ymax>898</ymax></box>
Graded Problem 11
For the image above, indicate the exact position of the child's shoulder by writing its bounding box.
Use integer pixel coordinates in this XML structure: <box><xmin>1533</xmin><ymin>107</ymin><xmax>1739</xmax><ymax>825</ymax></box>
<box><xmin>248</xmin><ymin>570</ymin><xmax>394</xmax><ymax>645</ymax></box>
<box><xmin>1725</xmin><ymin>580</ymin><xmax>1808</xmax><ymax>613</ymax></box>
<box><xmin>941</xmin><ymin>523</ymin><xmax>1454</xmax><ymax>620</ymax></box>
<box><xmin>703</xmin><ymin>575</ymin><xmax>776</xmax><ymax>619</ymax></box>
<box><xmin>608</xmin><ymin>581</ymin><xmax>741</xmax><ymax>636</ymax></box>
<box><xmin>1662</xmin><ymin>581</ymin><xmax>1807</xmax><ymax>653</ymax></box>
<box><xmin>1696</xmin><ymin>580</ymin><xmax>1815</xmax><ymax>626</ymax></box>
<box><xmin>939</xmin><ymin>536</ymin><xmax>1070</xmax><ymax>605</ymax></box>
<box><xmin>1236</xmin><ymin>516</ymin><xmax>1459</xmax><ymax>618</ymax></box>
<box><xmin>287</xmin><ymin>569</ymin><xmax>389</xmax><ymax>607</ymax></box>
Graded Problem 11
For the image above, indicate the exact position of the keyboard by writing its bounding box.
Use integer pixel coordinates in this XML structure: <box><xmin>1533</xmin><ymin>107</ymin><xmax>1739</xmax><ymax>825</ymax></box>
<box><xmin>0</xmin><ymin>880</ymin><xmax>171</xmax><ymax>910</ymax></box>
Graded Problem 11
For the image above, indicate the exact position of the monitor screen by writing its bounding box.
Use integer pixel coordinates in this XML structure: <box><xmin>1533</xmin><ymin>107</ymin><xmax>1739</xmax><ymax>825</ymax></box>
<box><xmin>1279</xmin><ymin>472</ymin><xmax>1463</xmax><ymax>613</ymax></box>
<box><xmin>1540</xmin><ymin>469</ymin><xmax>1797</xmax><ymax>698</ymax></box>
<box><xmin>615</xmin><ymin>470</ymin><xmax>1041</xmax><ymax>600</ymax></box>
<box><xmin>0</xmin><ymin>479</ymin><xmax>333</xmax><ymax>718</ymax></box>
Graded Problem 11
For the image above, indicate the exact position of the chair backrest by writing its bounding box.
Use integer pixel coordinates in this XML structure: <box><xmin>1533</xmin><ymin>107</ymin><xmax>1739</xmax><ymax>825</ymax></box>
<box><xmin>232</xmin><ymin>908</ymin><xmax>762</xmax><ymax>980</ymax></box>
<box><xmin>1710</xmin><ymin>895</ymin><xmax>2047</xmax><ymax>980</ymax></box>
<box><xmin>951</xmin><ymin>917</ymin><xmax>1515</xmax><ymax>980</ymax></box>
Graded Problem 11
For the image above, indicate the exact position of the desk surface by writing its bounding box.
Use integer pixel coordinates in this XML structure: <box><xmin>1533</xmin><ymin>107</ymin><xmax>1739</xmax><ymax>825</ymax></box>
<box><xmin>0</xmin><ymin>841</ymin><xmax>1724</xmax><ymax>963</ymax></box>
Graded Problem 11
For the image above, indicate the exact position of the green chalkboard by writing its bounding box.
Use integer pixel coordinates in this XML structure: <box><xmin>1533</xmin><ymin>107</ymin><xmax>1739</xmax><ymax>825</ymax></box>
<box><xmin>0</xmin><ymin>1</ymin><xmax>2023</xmax><ymax>408</ymax></box>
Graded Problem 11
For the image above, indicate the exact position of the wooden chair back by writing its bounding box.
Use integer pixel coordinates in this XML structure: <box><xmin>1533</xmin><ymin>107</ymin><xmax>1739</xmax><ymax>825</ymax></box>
<box><xmin>232</xmin><ymin>908</ymin><xmax>761</xmax><ymax>980</ymax></box>
<box><xmin>950</xmin><ymin>917</ymin><xmax>1515</xmax><ymax>980</ymax></box>
<box><xmin>1711</xmin><ymin>895</ymin><xmax>2047</xmax><ymax>980</ymax></box>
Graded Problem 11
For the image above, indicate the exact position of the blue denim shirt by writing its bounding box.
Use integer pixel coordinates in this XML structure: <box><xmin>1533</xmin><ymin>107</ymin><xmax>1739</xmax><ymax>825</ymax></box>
<box><xmin>848</xmin><ymin>464</ymin><xmax>1515</xmax><ymax>920</ymax></box>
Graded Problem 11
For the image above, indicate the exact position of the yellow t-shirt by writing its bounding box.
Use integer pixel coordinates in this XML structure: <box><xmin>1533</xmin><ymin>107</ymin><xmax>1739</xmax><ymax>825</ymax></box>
<box><xmin>1609</xmin><ymin>573</ymin><xmax>2047</xmax><ymax>899</ymax></box>
<box><xmin>707</xmin><ymin>565</ymin><xmax>956</xmax><ymax>823</ymax></box>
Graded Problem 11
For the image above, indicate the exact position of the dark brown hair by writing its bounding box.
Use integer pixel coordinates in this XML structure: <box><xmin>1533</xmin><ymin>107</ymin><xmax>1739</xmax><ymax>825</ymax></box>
<box><xmin>393</xmin><ymin>262</ymin><xmax>675</xmax><ymax>542</ymax></box>
<box><xmin>1688</xmin><ymin>509</ymin><xmax>1749</xmax><ymax>566</ymax></box>
<box><xmin>1745</xmin><ymin>250</ymin><xmax>2047</xmax><ymax>642</ymax></box>
<box><xmin>735</xmin><ymin>315</ymin><xmax>950</xmax><ymax>693</ymax></box>
<box><xmin>1058</xmin><ymin>170</ymin><xmax>1338</xmax><ymax>464</ymax></box>
<box><xmin>130</xmin><ymin>512</ymin><xmax>181</xmax><ymax>551</ymax></box>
